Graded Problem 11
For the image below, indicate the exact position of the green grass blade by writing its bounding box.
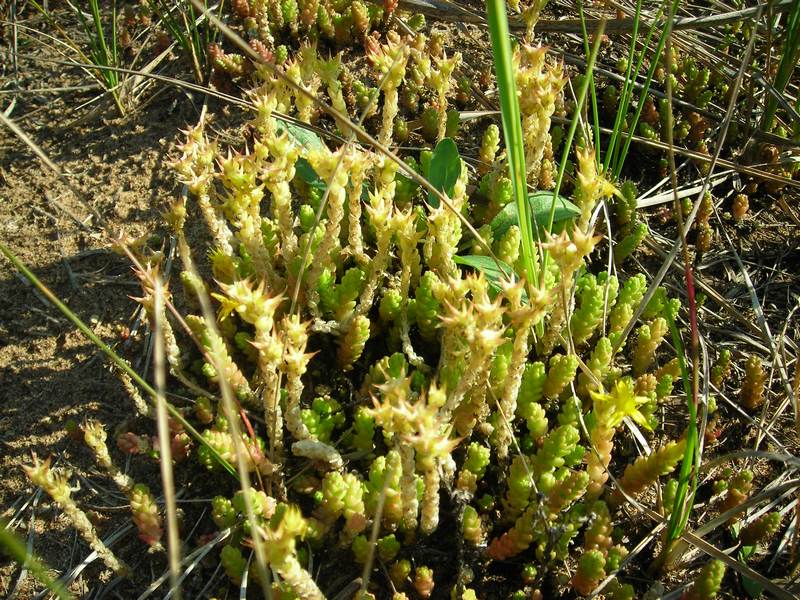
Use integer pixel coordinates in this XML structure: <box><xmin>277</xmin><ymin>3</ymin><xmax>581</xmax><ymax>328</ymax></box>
<box><xmin>486</xmin><ymin>0</ymin><xmax>538</xmax><ymax>292</ymax></box>
<box><xmin>549</xmin><ymin>20</ymin><xmax>606</xmax><ymax>231</ymax></box>
<box><xmin>150</xmin><ymin>2</ymin><xmax>192</xmax><ymax>58</ymax></box>
<box><xmin>150</xmin><ymin>0</ymin><xmax>208</xmax><ymax>83</ymax></box>
<box><xmin>664</xmin><ymin>303</ymin><xmax>699</xmax><ymax>542</ymax></box>
<box><xmin>72</xmin><ymin>3</ymin><xmax>105</xmax><ymax>77</ymax></box>
<box><xmin>602</xmin><ymin>0</ymin><xmax>646</xmax><ymax>173</ymax></box>
<box><xmin>613</xmin><ymin>0</ymin><xmax>680</xmax><ymax>179</ymax></box>
<box><xmin>189</xmin><ymin>2</ymin><xmax>205</xmax><ymax>76</ymax></box>
<box><xmin>578</xmin><ymin>0</ymin><xmax>601</xmax><ymax>161</ymax></box>
<box><xmin>761</xmin><ymin>0</ymin><xmax>800</xmax><ymax>131</ymax></box>
<box><xmin>199</xmin><ymin>1</ymin><xmax>215</xmax><ymax>70</ymax></box>
<box><xmin>539</xmin><ymin>18</ymin><xmax>606</xmax><ymax>289</ymax></box>
<box><xmin>89</xmin><ymin>0</ymin><xmax>116</xmax><ymax>86</ymax></box>
<box><xmin>110</xmin><ymin>0</ymin><xmax>119</xmax><ymax>76</ymax></box>
<box><xmin>609</xmin><ymin>5</ymin><xmax>665</xmax><ymax>175</ymax></box>
<box><xmin>68</xmin><ymin>0</ymin><xmax>123</xmax><ymax>113</ymax></box>
<box><xmin>0</xmin><ymin>242</ymin><xmax>238</xmax><ymax>480</ymax></box>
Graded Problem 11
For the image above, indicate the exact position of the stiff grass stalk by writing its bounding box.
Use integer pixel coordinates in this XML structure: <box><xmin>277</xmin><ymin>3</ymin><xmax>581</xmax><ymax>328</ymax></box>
<box><xmin>76</xmin><ymin>0</ymin><xmax>126</xmax><ymax>116</ymax></box>
<box><xmin>578</xmin><ymin>0</ymin><xmax>601</xmax><ymax>161</ymax></box>
<box><xmin>545</xmin><ymin>18</ymin><xmax>607</xmax><ymax>258</ymax></box>
<box><xmin>149</xmin><ymin>0</ymin><xmax>215</xmax><ymax>83</ymax></box>
<box><xmin>663</xmin><ymin>308</ymin><xmax>699</xmax><ymax>545</ymax></box>
<box><xmin>153</xmin><ymin>278</ymin><xmax>182</xmax><ymax>600</ymax></box>
<box><xmin>486</xmin><ymin>0</ymin><xmax>539</xmax><ymax>292</ymax></box>
<box><xmin>611</xmin><ymin>0</ymin><xmax>680</xmax><ymax>179</ymax></box>
<box><xmin>602</xmin><ymin>0</ymin><xmax>645</xmax><ymax>174</ymax></box>
<box><xmin>659</xmin><ymin>0</ymin><xmax>701</xmax><ymax>556</ymax></box>
<box><xmin>761</xmin><ymin>0</ymin><xmax>800</xmax><ymax>132</ymax></box>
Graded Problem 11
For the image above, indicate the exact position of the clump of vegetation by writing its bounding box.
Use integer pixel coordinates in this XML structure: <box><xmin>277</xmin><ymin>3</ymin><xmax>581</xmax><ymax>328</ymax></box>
<box><xmin>4</xmin><ymin>0</ymin><xmax>799</xmax><ymax>597</ymax></box>
<box><xmin>81</xmin><ymin>27</ymin><xmax>696</xmax><ymax>594</ymax></box>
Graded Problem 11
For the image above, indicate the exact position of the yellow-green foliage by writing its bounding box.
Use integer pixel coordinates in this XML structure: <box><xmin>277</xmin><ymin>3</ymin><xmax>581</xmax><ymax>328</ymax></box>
<box><xmin>571</xmin><ymin>549</ymin><xmax>606</xmax><ymax>596</ymax></box>
<box><xmin>413</xmin><ymin>565</ymin><xmax>434</xmax><ymax>598</ymax></box>
<box><xmin>571</xmin><ymin>273</ymin><xmax>619</xmax><ymax>346</ymax></box>
<box><xmin>462</xmin><ymin>505</ymin><xmax>484</xmax><ymax>544</ymax></box>
<box><xmin>609</xmin><ymin>439</ymin><xmax>686</xmax><ymax>506</ymax></box>
<box><xmin>478</xmin><ymin>123</ymin><xmax>501</xmax><ymax>174</ymax></box>
<box><xmin>739</xmin><ymin>512</ymin><xmax>782</xmax><ymax>546</ymax></box>
<box><xmin>129</xmin><ymin>484</ymin><xmax>163</xmax><ymax>548</ymax></box>
<box><xmin>684</xmin><ymin>560</ymin><xmax>725</xmax><ymax>600</ymax></box>
<box><xmin>495</xmin><ymin>224</ymin><xmax>521</xmax><ymax>265</ymax></box>
<box><xmin>543</xmin><ymin>354</ymin><xmax>579</xmax><ymax>398</ymax></box>
<box><xmin>615</xmin><ymin>180</ymin><xmax>638</xmax><ymax>227</ymax></box>
<box><xmin>717</xmin><ymin>468</ymin><xmax>753</xmax><ymax>518</ymax></box>
<box><xmin>609</xmin><ymin>274</ymin><xmax>647</xmax><ymax>339</ymax></box>
<box><xmin>515</xmin><ymin>44</ymin><xmax>566</xmax><ymax>183</ymax></box>
<box><xmin>578</xmin><ymin>336</ymin><xmax>613</xmax><ymax>396</ymax></box>
<box><xmin>740</xmin><ymin>355</ymin><xmax>767</xmax><ymax>409</ymax></box>
<box><xmin>144</xmin><ymin>33</ymin><xmax>689</xmax><ymax>598</ymax></box>
<box><xmin>710</xmin><ymin>348</ymin><xmax>731</xmax><ymax>388</ymax></box>
<box><xmin>633</xmin><ymin>317</ymin><xmax>668</xmax><ymax>375</ymax></box>
<box><xmin>338</xmin><ymin>314</ymin><xmax>370</xmax><ymax>370</ymax></box>
<box><xmin>221</xmin><ymin>544</ymin><xmax>248</xmax><ymax>584</ymax></box>
<box><xmin>614</xmin><ymin>221</ymin><xmax>648</xmax><ymax>263</ymax></box>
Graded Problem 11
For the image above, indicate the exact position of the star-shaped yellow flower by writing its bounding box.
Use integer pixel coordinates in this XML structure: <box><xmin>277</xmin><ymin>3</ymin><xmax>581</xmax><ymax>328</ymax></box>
<box><xmin>589</xmin><ymin>379</ymin><xmax>652</xmax><ymax>431</ymax></box>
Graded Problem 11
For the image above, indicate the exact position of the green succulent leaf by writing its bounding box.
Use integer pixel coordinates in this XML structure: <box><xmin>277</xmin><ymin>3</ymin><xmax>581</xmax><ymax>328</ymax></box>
<box><xmin>741</xmin><ymin>574</ymin><xmax>764</xmax><ymax>598</ymax></box>
<box><xmin>427</xmin><ymin>137</ymin><xmax>461</xmax><ymax>208</ymax></box>
<box><xmin>280</xmin><ymin>112</ymin><xmax>326</xmax><ymax>190</ymax></box>
<box><xmin>454</xmin><ymin>254</ymin><xmax>524</xmax><ymax>300</ymax></box>
<box><xmin>295</xmin><ymin>158</ymin><xmax>327</xmax><ymax>190</ymax></box>
<box><xmin>275</xmin><ymin>117</ymin><xmax>326</xmax><ymax>152</ymax></box>
<box><xmin>491</xmin><ymin>191</ymin><xmax>579</xmax><ymax>239</ymax></box>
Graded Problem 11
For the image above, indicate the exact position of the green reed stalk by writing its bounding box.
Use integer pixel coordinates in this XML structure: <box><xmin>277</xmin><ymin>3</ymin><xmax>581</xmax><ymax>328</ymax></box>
<box><xmin>486</xmin><ymin>0</ymin><xmax>539</xmax><ymax>293</ymax></box>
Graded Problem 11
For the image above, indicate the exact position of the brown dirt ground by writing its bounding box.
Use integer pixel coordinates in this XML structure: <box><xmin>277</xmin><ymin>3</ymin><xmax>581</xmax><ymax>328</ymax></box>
<box><xmin>0</xmin><ymin>40</ymin><xmax>208</xmax><ymax>594</ymax></box>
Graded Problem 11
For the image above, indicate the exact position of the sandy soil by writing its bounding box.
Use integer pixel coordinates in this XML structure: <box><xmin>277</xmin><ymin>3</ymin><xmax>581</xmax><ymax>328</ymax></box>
<box><xmin>0</xmin><ymin>42</ymin><xmax>211</xmax><ymax>592</ymax></box>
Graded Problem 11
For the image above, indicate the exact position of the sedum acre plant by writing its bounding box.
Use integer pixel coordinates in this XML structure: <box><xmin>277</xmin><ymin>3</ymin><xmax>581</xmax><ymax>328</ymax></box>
<box><xmin>23</xmin><ymin>456</ymin><xmax>129</xmax><ymax>577</ymax></box>
<box><xmin>157</xmin><ymin>50</ymin><xmax>687</xmax><ymax>591</ymax></box>
<box><xmin>17</xmin><ymin>24</ymin><xmax>694</xmax><ymax>599</ymax></box>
